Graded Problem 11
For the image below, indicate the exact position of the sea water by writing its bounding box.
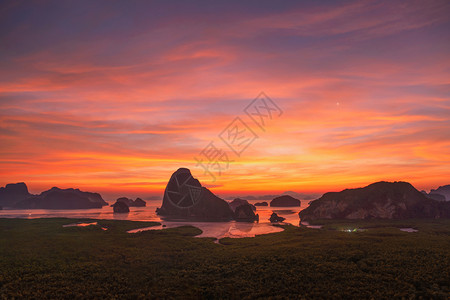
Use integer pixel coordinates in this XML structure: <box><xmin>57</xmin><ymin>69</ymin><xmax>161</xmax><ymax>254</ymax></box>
<box><xmin>0</xmin><ymin>199</ymin><xmax>312</xmax><ymax>239</ymax></box>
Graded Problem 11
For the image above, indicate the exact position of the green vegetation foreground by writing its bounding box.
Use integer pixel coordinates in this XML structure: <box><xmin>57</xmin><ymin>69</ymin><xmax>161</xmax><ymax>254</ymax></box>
<box><xmin>1</xmin><ymin>218</ymin><xmax>449</xmax><ymax>299</ymax></box>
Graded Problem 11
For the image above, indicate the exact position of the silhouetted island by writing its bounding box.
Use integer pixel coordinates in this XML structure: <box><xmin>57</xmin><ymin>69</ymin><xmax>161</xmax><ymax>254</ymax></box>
<box><xmin>156</xmin><ymin>168</ymin><xmax>233</xmax><ymax>221</ymax></box>
<box><xmin>0</xmin><ymin>182</ymin><xmax>31</xmax><ymax>208</ymax></box>
<box><xmin>299</xmin><ymin>181</ymin><xmax>450</xmax><ymax>221</ymax></box>
<box><xmin>229</xmin><ymin>198</ymin><xmax>256</xmax><ymax>211</ymax></box>
<box><xmin>269</xmin><ymin>212</ymin><xmax>285</xmax><ymax>222</ymax></box>
<box><xmin>270</xmin><ymin>195</ymin><xmax>301</xmax><ymax>207</ymax></box>
<box><xmin>112</xmin><ymin>197</ymin><xmax>146</xmax><ymax>207</ymax></box>
<box><xmin>0</xmin><ymin>183</ymin><xmax>108</xmax><ymax>209</ymax></box>
<box><xmin>113</xmin><ymin>201</ymin><xmax>130</xmax><ymax>213</ymax></box>
<box><xmin>254</xmin><ymin>201</ymin><xmax>268</xmax><ymax>206</ymax></box>
<box><xmin>227</xmin><ymin>191</ymin><xmax>317</xmax><ymax>201</ymax></box>
<box><xmin>134</xmin><ymin>198</ymin><xmax>146</xmax><ymax>207</ymax></box>
<box><xmin>15</xmin><ymin>187</ymin><xmax>108</xmax><ymax>209</ymax></box>
<box><xmin>229</xmin><ymin>198</ymin><xmax>258</xmax><ymax>222</ymax></box>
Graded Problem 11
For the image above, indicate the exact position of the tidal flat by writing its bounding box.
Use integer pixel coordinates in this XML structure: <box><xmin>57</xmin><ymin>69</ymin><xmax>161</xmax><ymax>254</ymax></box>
<box><xmin>1</xmin><ymin>218</ymin><xmax>449</xmax><ymax>299</ymax></box>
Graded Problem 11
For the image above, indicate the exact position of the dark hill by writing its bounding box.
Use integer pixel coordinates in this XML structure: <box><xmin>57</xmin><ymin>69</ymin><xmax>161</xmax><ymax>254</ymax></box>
<box><xmin>113</xmin><ymin>201</ymin><xmax>129</xmax><ymax>213</ymax></box>
<box><xmin>0</xmin><ymin>182</ymin><xmax>31</xmax><ymax>207</ymax></box>
<box><xmin>270</xmin><ymin>195</ymin><xmax>300</xmax><ymax>207</ymax></box>
<box><xmin>14</xmin><ymin>187</ymin><xmax>108</xmax><ymax>209</ymax></box>
<box><xmin>229</xmin><ymin>198</ymin><xmax>256</xmax><ymax>212</ymax></box>
<box><xmin>299</xmin><ymin>181</ymin><xmax>450</xmax><ymax>221</ymax></box>
<box><xmin>229</xmin><ymin>198</ymin><xmax>258</xmax><ymax>222</ymax></box>
<box><xmin>156</xmin><ymin>168</ymin><xmax>233</xmax><ymax>221</ymax></box>
<box><xmin>113</xmin><ymin>197</ymin><xmax>146</xmax><ymax>207</ymax></box>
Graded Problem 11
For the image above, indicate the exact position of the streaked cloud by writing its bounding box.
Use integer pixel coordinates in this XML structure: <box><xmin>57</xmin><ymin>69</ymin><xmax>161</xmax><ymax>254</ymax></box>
<box><xmin>0</xmin><ymin>0</ymin><xmax>449</xmax><ymax>199</ymax></box>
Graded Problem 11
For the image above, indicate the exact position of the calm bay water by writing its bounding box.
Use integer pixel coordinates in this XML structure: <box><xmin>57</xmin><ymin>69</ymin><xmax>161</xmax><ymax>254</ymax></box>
<box><xmin>0</xmin><ymin>199</ymin><xmax>313</xmax><ymax>239</ymax></box>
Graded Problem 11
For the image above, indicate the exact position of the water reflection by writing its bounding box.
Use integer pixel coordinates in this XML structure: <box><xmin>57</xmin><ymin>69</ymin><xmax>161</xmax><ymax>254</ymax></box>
<box><xmin>112</xmin><ymin>212</ymin><xmax>129</xmax><ymax>220</ymax></box>
<box><xmin>63</xmin><ymin>221</ymin><xmax>98</xmax><ymax>227</ymax></box>
<box><xmin>63</xmin><ymin>221</ymin><xmax>108</xmax><ymax>231</ymax></box>
<box><xmin>1</xmin><ymin>199</ymin><xmax>312</xmax><ymax>239</ymax></box>
<box><xmin>128</xmin><ymin>221</ymin><xmax>283</xmax><ymax>239</ymax></box>
<box><xmin>399</xmin><ymin>227</ymin><xmax>418</xmax><ymax>232</ymax></box>
<box><xmin>272</xmin><ymin>209</ymin><xmax>296</xmax><ymax>215</ymax></box>
<box><xmin>234</xmin><ymin>221</ymin><xmax>254</xmax><ymax>232</ymax></box>
<box><xmin>300</xmin><ymin>221</ymin><xmax>323</xmax><ymax>229</ymax></box>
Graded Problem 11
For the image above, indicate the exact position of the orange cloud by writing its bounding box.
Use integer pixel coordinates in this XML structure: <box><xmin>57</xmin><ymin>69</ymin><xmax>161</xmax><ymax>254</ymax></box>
<box><xmin>1</xmin><ymin>1</ymin><xmax>449</xmax><ymax>199</ymax></box>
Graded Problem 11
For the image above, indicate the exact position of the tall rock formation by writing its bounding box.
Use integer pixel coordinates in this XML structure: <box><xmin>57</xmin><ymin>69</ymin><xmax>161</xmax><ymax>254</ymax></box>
<box><xmin>156</xmin><ymin>168</ymin><xmax>233</xmax><ymax>220</ymax></box>
<box><xmin>0</xmin><ymin>182</ymin><xmax>31</xmax><ymax>207</ymax></box>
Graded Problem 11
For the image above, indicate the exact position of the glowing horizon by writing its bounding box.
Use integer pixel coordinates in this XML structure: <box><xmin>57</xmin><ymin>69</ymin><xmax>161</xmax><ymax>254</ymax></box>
<box><xmin>1</xmin><ymin>1</ymin><xmax>449</xmax><ymax>199</ymax></box>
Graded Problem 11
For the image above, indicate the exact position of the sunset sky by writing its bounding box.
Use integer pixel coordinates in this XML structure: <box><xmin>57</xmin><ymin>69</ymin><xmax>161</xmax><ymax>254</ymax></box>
<box><xmin>1</xmin><ymin>0</ymin><xmax>449</xmax><ymax>200</ymax></box>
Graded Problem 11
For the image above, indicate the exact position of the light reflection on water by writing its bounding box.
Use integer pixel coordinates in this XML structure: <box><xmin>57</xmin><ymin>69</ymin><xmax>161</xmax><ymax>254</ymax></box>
<box><xmin>1</xmin><ymin>199</ymin><xmax>312</xmax><ymax>239</ymax></box>
<box><xmin>63</xmin><ymin>221</ymin><xmax>108</xmax><ymax>231</ymax></box>
<box><xmin>399</xmin><ymin>227</ymin><xmax>418</xmax><ymax>232</ymax></box>
<box><xmin>63</xmin><ymin>221</ymin><xmax>98</xmax><ymax>227</ymax></box>
<box><xmin>299</xmin><ymin>221</ymin><xmax>323</xmax><ymax>229</ymax></box>
<box><xmin>127</xmin><ymin>221</ymin><xmax>284</xmax><ymax>239</ymax></box>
